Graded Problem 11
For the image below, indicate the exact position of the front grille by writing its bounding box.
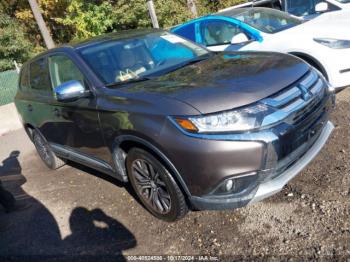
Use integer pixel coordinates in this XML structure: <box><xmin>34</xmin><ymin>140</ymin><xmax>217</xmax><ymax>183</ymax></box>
<box><xmin>262</xmin><ymin>70</ymin><xmax>326</xmax><ymax>125</ymax></box>
<box><xmin>260</xmin><ymin>69</ymin><xmax>332</xmax><ymax>173</ymax></box>
<box><xmin>276</xmin><ymin>114</ymin><xmax>326</xmax><ymax>174</ymax></box>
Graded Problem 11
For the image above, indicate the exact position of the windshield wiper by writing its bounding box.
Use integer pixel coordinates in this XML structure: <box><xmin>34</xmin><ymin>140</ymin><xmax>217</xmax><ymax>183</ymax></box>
<box><xmin>106</xmin><ymin>76</ymin><xmax>152</xmax><ymax>87</ymax></box>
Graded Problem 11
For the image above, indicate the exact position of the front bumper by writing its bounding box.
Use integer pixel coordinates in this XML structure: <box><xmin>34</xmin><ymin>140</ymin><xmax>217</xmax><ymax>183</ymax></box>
<box><xmin>189</xmin><ymin>121</ymin><xmax>334</xmax><ymax>210</ymax></box>
<box><xmin>250</xmin><ymin>121</ymin><xmax>334</xmax><ymax>204</ymax></box>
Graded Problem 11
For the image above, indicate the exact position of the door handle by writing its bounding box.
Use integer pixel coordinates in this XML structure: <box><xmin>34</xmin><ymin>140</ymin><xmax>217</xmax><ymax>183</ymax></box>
<box><xmin>27</xmin><ymin>104</ymin><xmax>33</xmax><ymax>112</ymax></box>
<box><xmin>53</xmin><ymin>108</ymin><xmax>61</xmax><ymax>117</ymax></box>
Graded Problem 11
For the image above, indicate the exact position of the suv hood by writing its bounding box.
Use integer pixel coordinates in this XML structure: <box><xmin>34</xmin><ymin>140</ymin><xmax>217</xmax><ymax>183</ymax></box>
<box><xmin>123</xmin><ymin>52</ymin><xmax>309</xmax><ymax>114</ymax></box>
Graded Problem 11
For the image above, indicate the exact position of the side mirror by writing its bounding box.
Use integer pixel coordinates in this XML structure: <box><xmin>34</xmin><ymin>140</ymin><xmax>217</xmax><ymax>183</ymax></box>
<box><xmin>55</xmin><ymin>80</ymin><xmax>90</xmax><ymax>102</ymax></box>
<box><xmin>315</xmin><ymin>2</ymin><xmax>329</xmax><ymax>12</ymax></box>
<box><xmin>231</xmin><ymin>33</ymin><xmax>250</xmax><ymax>45</ymax></box>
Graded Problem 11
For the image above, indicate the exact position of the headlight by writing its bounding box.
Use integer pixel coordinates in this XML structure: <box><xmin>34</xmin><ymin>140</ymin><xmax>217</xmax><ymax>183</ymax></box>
<box><xmin>314</xmin><ymin>38</ymin><xmax>350</xmax><ymax>49</ymax></box>
<box><xmin>173</xmin><ymin>103</ymin><xmax>276</xmax><ymax>133</ymax></box>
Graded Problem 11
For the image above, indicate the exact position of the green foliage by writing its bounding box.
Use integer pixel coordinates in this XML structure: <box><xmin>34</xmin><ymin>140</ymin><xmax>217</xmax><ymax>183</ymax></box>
<box><xmin>58</xmin><ymin>0</ymin><xmax>194</xmax><ymax>40</ymax></box>
<box><xmin>56</xmin><ymin>0</ymin><xmax>115</xmax><ymax>39</ymax></box>
<box><xmin>111</xmin><ymin>0</ymin><xmax>193</xmax><ymax>29</ymax></box>
<box><xmin>110</xmin><ymin>0</ymin><xmax>152</xmax><ymax>30</ymax></box>
<box><xmin>0</xmin><ymin>14</ymin><xmax>33</xmax><ymax>71</ymax></box>
<box><xmin>154</xmin><ymin>0</ymin><xmax>194</xmax><ymax>27</ymax></box>
<box><xmin>54</xmin><ymin>0</ymin><xmax>246</xmax><ymax>40</ymax></box>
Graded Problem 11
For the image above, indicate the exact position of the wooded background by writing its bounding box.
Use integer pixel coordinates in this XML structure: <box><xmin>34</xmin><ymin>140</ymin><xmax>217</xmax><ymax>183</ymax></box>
<box><xmin>0</xmin><ymin>0</ymin><xmax>245</xmax><ymax>71</ymax></box>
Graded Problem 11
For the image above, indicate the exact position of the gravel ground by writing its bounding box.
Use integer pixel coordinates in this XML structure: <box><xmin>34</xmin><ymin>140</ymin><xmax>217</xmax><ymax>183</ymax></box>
<box><xmin>0</xmin><ymin>89</ymin><xmax>349</xmax><ymax>261</ymax></box>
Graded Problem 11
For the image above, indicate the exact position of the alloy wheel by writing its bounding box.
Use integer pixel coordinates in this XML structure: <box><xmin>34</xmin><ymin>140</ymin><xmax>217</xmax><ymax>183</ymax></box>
<box><xmin>131</xmin><ymin>159</ymin><xmax>171</xmax><ymax>214</ymax></box>
<box><xmin>35</xmin><ymin>134</ymin><xmax>52</xmax><ymax>166</ymax></box>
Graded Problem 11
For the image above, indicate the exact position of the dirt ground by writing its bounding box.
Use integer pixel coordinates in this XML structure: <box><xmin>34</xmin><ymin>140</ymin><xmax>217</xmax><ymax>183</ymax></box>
<box><xmin>0</xmin><ymin>89</ymin><xmax>349</xmax><ymax>261</ymax></box>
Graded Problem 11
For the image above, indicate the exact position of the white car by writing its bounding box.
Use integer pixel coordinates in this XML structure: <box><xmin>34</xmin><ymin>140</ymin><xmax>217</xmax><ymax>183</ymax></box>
<box><xmin>171</xmin><ymin>7</ymin><xmax>350</xmax><ymax>92</ymax></box>
<box><xmin>221</xmin><ymin>0</ymin><xmax>350</xmax><ymax>20</ymax></box>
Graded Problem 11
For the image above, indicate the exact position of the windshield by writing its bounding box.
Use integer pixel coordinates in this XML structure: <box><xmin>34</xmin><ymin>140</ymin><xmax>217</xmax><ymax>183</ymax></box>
<box><xmin>230</xmin><ymin>8</ymin><xmax>302</xmax><ymax>33</ymax></box>
<box><xmin>79</xmin><ymin>32</ymin><xmax>209</xmax><ymax>85</ymax></box>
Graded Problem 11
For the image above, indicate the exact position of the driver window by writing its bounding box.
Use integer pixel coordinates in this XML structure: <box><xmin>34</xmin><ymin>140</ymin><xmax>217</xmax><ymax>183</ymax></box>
<box><xmin>48</xmin><ymin>55</ymin><xmax>86</xmax><ymax>89</ymax></box>
<box><xmin>202</xmin><ymin>20</ymin><xmax>248</xmax><ymax>46</ymax></box>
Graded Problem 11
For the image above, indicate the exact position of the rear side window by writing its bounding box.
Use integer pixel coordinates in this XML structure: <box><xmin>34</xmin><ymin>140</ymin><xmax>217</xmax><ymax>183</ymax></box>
<box><xmin>29</xmin><ymin>57</ymin><xmax>52</xmax><ymax>92</ymax></box>
<box><xmin>173</xmin><ymin>24</ymin><xmax>196</xmax><ymax>42</ymax></box>
<box><xmin>48</xmin><ymin>55</ymin><xmax>86</xmax><ymax>89</ymax></box>
<box><xmin>19</xmin><ymin>65</ymin><xmax>30</xmax><ymax>91</ymax></box>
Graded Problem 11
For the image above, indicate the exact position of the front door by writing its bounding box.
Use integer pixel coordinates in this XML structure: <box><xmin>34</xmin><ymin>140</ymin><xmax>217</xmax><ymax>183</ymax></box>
<box><xmin>47</xmin><ymin>54</ymin><xmax>109</xmax><ymax>162</ymax></box>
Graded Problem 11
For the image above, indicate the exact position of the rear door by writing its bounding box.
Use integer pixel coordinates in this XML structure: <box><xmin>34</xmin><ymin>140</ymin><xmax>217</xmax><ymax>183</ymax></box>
<box><xmin>15</xmin><ymin>63</ymin><xmax>33</xmax><ymax>127</ymax></box>
<box><xmin>25</xmin><ymin>56</ymin><xmax>58</xmax><ymax>142</ymax></box>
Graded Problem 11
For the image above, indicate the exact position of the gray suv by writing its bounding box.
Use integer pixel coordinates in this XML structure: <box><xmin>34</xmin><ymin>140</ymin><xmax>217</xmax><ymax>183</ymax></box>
<box><xmin>15</xmin><ymin>29</ymin><xmax>335</xmax><ymax>221</ymax></box>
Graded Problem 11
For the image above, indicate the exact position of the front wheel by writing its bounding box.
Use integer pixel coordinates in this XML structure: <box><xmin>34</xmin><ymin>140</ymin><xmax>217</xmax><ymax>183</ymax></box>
<box><xmin>33</xmin><ymin>130</ymin><xmax>66</xmax><ymax>170</ymax></box>
<box><xmin>126</xmin><ymin>148</ymin><xmax>188</xmax><ymax>222</ymax></box>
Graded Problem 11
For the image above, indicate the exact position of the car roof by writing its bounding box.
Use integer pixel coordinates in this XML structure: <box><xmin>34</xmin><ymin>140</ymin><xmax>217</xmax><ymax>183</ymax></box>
<box><xmin>70</xmin><ymin>28</ymin><xmax>163</xmax><ymax>49</ymax></box>
<box><xmin>217</xmin><ymin>7</ymin><xmax>267</xmax><ymax>17</ymax></box>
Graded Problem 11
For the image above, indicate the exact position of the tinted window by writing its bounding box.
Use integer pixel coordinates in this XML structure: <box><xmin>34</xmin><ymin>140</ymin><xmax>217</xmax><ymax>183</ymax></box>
<box><xmin>19</xmin><ymin>65</ymin><xmax>30</xmax><ymax>91</ymax></box>
<box><xmin>29</xmin><ymin>58</ymin><xmax>52</xmax><ymax>92</ymax></box>
<box><xmin>201</xmin><ymin>20</ymin><xmax>248</xmax><ymax>46</ymax></box>
<box><xmin>286</xmin><ymin>0</ymin><xmax>318</xmax><ymax>16</ymax></box>
<box><xmin>173</xmin><ymin>24</ymin><xmax>196</xmax><ymax>42</ymax></box>
<box><xmin>286</xmin><ymin>0</ymin><xmax>340</xmax><ymax>16</ymax></box>
<box><xmin>48</xmin><ymin>55</ymin><xmax>86</xmax><ymax>89</ymax></box>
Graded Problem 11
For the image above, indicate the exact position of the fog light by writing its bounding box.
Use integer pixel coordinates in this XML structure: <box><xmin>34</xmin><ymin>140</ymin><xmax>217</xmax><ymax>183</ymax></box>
<box><xmin>213</xmin><ymin>172</ymin><xmax>259</xmax><ymax>196</ymax></box>
<box><xmin>225</xmin><ymin>179</ymin><xmax>234</xmax><ymax>192</ymax></box>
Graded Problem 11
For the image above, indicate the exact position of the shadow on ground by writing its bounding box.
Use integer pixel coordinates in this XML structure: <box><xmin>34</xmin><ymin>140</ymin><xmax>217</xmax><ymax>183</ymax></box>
<box><xmin>66</xmin><ymin>160</ymin><xmax>145</xmax><ymax>208</ymax></box>
<box><xmin>0</xmin><ymin>151</ymin><xmax>136</xmax><ymax>260</ymax></box>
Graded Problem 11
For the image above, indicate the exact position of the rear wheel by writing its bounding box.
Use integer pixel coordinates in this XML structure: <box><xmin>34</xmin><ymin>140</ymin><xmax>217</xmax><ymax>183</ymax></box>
<box><xmin>126</xmin><ymin>148</ymin><xmax>188</xmax><ymax>222</ymax></box>
<box><xmin>33</xmin><ymin>130</ymin><xmax>66</xmax><ymax>170</ymax></box>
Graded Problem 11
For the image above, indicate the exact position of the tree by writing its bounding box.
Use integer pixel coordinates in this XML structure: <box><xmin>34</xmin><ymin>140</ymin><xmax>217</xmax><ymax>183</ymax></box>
<box><xmin>56</xmin><ymin>0</ymin><xmax>194</xmax><ymax>40</ymax></box>
<box><xmin>187</xmin><ymin>0</ymin><xmax>198</xmax><ymax>17</ymax></box>
<box><xmin>0</xmin><ymin>0</ymin><xmax>247</xmax><ymax>58</ymax></box>
<box><xmin>110</xmin><ymin>0</ymin><xmax>193</xmax><ymax>30</ymax></box>
<box><xmin>197</xmin><ymin>0</ymin><xmax>245</xmax><ymax>13</ymax></box>
<box><xmin>56</xmin><ymin>0</ymin><xmax>115</xmax><ymax>39</ymax></box>
<box><xmin>0</xmin><ymin>14</ymin><xmax>33</xmax><ymax>71</ymax></box>
<box><xmin>147</xmin><ymin>0</ymin><xmax>159</xmax><ymax>28</ymax></box>
<box><xmin>28</xmin><ymin>0</ymin><xmax>55</xmax><ymax>48</ymax></box>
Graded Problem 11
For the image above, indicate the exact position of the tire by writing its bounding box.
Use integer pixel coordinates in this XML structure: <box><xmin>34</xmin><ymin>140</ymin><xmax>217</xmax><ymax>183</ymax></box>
<box><xmin>33</xmin><ymin>130</ymin><xmax>66</xmax><ymax>170</ymax></box>
<box><xmin>126</xmin><ymin>148</ymin><xmax>188</xmax><ymax>222</ymax></box>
